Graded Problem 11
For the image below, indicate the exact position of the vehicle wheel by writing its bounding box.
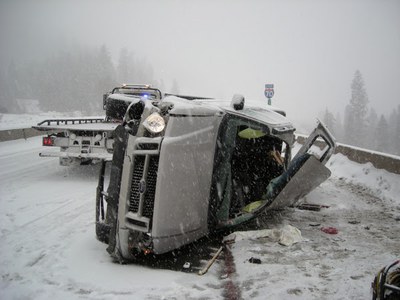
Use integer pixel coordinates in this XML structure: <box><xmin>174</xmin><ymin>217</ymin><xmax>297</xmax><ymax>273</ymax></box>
<box><xmin>96</xmin><ymin>221</ymin><xmax>111</xmax><ymax>244</ymax></box>
<box><xmin>80</xmin><ymin>158</ymin><xmax>93</xmax><ymax>165</ymax></box>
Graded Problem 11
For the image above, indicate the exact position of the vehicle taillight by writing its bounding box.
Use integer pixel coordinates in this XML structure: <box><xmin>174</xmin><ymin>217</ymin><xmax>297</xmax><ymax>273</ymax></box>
<box><xmin>43</xmin><ymin>136</ymin><xmax>54</xmax><ymax>146</ymax></box>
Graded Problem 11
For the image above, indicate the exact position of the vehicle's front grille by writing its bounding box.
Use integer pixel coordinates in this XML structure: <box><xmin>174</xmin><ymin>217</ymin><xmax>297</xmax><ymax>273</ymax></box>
<box><xmin>143</xmin><ymin>156</ymin><xmax>158</xmax><ymax>218</ymax></box>
<box><xmin>129</xmin><ymin>156</ymin><xmax>145</xmax><ymax>213</ymax></box>
<box><xmin>128</xmin><ymin>155</ymin><xmax>159</xmax><ymax>223</ymax></box>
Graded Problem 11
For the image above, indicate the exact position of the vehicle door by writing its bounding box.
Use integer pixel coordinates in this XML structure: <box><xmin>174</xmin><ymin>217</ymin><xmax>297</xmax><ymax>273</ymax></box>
<box><xmin>265</xmin><ymin>120</ymin><xmax>336</xmax><ymax>210</ymax></box>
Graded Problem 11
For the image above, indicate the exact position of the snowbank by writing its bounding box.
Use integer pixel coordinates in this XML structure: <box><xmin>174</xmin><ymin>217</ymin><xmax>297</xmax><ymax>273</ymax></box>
<box><xmin>329</xmin><ymin>152</ymin><xmax>400</xmax><ymax>207</ymax></box>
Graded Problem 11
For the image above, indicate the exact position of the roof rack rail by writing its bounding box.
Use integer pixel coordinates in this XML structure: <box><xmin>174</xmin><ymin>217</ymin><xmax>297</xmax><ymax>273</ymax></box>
<box><xmin>121</xmin><ymin>84</ymin><xmax>152</xmax><ymax>88</ymax></box>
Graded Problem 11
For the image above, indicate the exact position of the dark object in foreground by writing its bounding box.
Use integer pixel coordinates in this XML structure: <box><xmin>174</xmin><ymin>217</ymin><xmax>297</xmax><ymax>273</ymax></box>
<box><xmin>249</xmin><ymin>257</ymin><xmax>262</xmax><ymax>264</ymax></box>
<box><xmin>372</xmin><ymin>260</ymin><xmax>400</xmax><ymax>300</ymax></box>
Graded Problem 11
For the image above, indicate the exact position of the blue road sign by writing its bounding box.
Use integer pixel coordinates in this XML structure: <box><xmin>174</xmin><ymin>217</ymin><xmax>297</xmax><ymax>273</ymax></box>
<box><xmin>265</xmin><ymin>84</ymin><xmax>274</xmax><ymax>99</ymax></box>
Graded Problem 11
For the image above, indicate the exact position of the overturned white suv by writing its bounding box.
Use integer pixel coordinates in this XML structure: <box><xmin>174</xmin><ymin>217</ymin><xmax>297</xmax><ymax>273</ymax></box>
<box><xmin>95</xmin><ymin>93</ymin><xmax>336</xmax><ymax>262</ymax></box>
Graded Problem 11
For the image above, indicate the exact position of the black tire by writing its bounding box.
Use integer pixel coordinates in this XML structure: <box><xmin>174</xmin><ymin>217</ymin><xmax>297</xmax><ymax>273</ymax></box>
<box><xmin>96</xmin><ymin>221</ymin><xmax>111</xmax><ymax>244</ymax></box>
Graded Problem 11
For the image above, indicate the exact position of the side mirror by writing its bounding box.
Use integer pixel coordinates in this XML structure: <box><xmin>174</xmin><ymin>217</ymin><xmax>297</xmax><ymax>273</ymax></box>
<box><xmin>231</xmin><ymin>94</ymin><xmax>245</xmax><ymax>110</ymax></box>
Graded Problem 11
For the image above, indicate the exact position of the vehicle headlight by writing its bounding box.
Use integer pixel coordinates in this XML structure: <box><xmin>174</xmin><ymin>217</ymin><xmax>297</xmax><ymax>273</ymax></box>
<box><xmin>143</xmin><ymin>112</ymin><xmax>165</xmax><ymax>134</ymax></box>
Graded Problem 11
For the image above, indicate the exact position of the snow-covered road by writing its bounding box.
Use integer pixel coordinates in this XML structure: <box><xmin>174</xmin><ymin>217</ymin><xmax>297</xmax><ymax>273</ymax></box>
<box><xmin>0</xmin><ymin>137</ymin><xmax>399</xmax><ymax>299</ymax></box>
<box><xmin>0</xmin><ymin>137</ymin><xmax>221</xmax><ymax>299</ymax></box>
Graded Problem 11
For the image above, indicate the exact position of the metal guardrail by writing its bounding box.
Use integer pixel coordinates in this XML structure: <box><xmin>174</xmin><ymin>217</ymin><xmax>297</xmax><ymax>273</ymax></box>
<box><xmin>296</xmin><ymin>135</ymin><xmax>400</xmax><ymax>175</ymax></box>
<box><xmin>0</xmin><ymin>128</ymin><xmax>44</xmax><ymax>142</ymax></box>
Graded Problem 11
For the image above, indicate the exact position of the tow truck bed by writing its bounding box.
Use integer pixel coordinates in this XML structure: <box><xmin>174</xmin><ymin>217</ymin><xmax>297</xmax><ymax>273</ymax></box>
<box><xmin>32</xmin><ymin>117</ymin><xmax>118</xmax><ymax>132</ymax></box>
<box><xmin>32</xmin><ymin>117</ymin><xmax>117</xmax><ymax>165</ymax></box>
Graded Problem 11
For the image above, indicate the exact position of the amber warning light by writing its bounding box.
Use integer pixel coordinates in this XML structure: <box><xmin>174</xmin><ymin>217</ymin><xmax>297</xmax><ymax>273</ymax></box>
<box><xmin>43</xmin><ymin>136</ymin><xmax>54</xmax><ymax>146</ymax></box>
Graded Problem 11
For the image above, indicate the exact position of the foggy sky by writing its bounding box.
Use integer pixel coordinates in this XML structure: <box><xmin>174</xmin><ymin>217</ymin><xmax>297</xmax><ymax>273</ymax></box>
<box><xmin>1</xmin><ymin>0</ymin><xmax>399</xmax><ymax>128</ymax></box>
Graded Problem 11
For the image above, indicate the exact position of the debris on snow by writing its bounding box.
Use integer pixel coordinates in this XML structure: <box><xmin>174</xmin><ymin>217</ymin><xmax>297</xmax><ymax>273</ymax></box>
<box><xmin>321</xmin><ymin>226</ymin><xmax>338</xmax><ymax>235</ymax></box>
<box><xmin>226</xmin><ymin>224</ymin><xmax>303</xmax><ymax>247</ymax></box>
<box><xmin>296</xmin><ymin>203</ymin><xmax>330</xmax><ymax>211</ymax></box>
<box><xmin>248</xmin><ymin>257</ymin><xmax>262</xmax><ymax>264</ymax></box>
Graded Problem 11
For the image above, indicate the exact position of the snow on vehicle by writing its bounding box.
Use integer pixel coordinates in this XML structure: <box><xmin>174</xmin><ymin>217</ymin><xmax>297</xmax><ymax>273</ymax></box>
<box><xmin>32</xmin><ymin>84</ymin><xmax>162</xmax><ymax>165</ymax></box>
<box><xmin>95</xmin><ymin>93</ymin><xmax>337</xmax><ymax>261</ymax></box>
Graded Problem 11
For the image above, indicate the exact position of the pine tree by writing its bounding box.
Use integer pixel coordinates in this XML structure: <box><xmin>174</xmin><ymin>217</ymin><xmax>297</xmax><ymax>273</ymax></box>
<box><xmin>366</xmin><ymin>108</ymin><xmax>378</xmax><ymax>150</ymax></box>
<box><xmin>395</xmin><ymin>105</ymin><xmax>400</xmax><ymax>156</ymax></box>
<box><xmin>5</xmin><ymin>61</ymin><xmax>20</xmax><ymax>113</ymax></box>
<box><xmin>93</xmin><ymin>45</ymin><xmax>116</xmax><ymax>113</ymax></box>
<box><xmin>117</xmin><ymin>48</ymin><xmax>135</xmax><ymax>84</ymax></box>
<box><xmin>0</xmin><ymin>64</ymin><xmax>13</xmax><ymax>112</ymax></box>
<box><xmin>334</xmin><ymin>112</ymin><xmax>343</xmax><ymax>141</ymax></box>
<box><xmin>2</xmin><ymin>44</ymin><xmax>164</xmax><ymax>114</ymax></box>
<box><xmin>344</xmin><ymin>70</ymin><xmax>369</xmax><ymax>147</ymax></box>
<box><xmin>375</xmin><ymin>115</ymin><xmax>390</xmax><ymax>153</ymax></box>
<box><xmin>387</xmin><ymin>108</ymin><xmax>398</xmax><ymax>155</ymax></box>
<box><xmin>343</xmin><ymin>105</ymin><xmax>353</xmax><ymax>144</ymax></box>
<box><xmin>322</xmin><ymin>108</ymin><xmax>336</xmax><ymax>136</ymax></box>
<box><xmin>0</xmin><ymin>69</ymin><xmax>7</xmax><ymax>112</ymax></box>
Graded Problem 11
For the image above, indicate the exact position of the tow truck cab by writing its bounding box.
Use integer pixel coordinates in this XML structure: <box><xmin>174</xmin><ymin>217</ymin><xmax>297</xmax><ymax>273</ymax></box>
<box><xmin>104</xmin><ymin>84</ymin><xmax>163</xmax><ymax>122</ymax></box>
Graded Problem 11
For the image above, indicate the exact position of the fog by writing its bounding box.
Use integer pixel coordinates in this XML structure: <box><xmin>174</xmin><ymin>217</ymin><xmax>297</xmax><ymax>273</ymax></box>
<box><xmin>1</xmin><ymin>0</ymin><xmax>399</xmax><ymax>129</ymax></box>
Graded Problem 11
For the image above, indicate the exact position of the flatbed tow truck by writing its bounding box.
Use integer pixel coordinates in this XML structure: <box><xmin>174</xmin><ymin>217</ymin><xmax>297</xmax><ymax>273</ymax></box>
<box><xmin>32</xmin><ymin>84</ymin><xmax>162</xmax><ymax>165</ymax></box>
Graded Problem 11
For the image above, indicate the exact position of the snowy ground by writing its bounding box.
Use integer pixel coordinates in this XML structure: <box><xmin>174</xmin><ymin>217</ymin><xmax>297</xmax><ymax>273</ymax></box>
<box><xmin>0</xmin><ymin>136</ymin><xmax>399</xmax><ymax>299</ymax></box>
